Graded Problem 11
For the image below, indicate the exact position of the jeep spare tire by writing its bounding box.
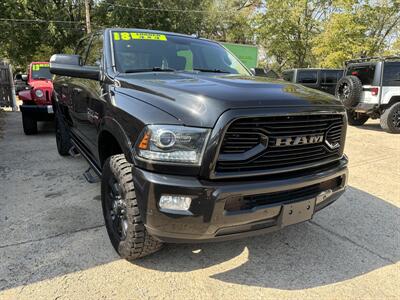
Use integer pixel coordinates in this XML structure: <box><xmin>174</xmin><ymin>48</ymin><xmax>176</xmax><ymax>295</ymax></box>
<box><xmin>335</xmin><ymin>75</ymin><xmax>363</xmax><ymax>108</ymax></box>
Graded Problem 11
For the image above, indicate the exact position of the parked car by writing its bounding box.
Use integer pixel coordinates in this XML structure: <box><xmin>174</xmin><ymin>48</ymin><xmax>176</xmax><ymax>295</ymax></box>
<box><xmin>18</xmin><ymin>62</ymin><xmax>54</xmax><ymax>135</ymax></box>
<box><xmin>251</xmin><ymin>67</ymin><xmax>280</xmax><ymax>79</ymax></box>
<box><xmin>14</xmin><ymin>74</ymin><xmax>29</xmax><ymax>93</ymax></box>
<box><xmin>336</xmin><ymin>56</ymin><xmax>400</xmax><ymax>133</ymax></box>
<box><xmin>50</xmin><ymin>28</ymin><xmax>348</xmax><ymax>260</ymax></box>
<box><xmin>282</xmin><ymin>68</ymin><xmax>344</xmax><ymax>95</ymax></box>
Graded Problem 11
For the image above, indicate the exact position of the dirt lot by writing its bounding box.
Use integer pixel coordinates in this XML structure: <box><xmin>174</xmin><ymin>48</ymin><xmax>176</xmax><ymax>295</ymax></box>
<box><xmin>0</xmin><ymin>111</ymin><xmax>399</xmax><ymax>299</ymax></box>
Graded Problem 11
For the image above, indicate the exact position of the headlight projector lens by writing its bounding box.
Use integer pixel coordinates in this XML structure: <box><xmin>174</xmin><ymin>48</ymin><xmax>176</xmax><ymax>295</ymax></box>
<box><xmin>156</xmin><ymin>130</ymin><xmax>176</xmax><ymax>148</ymax></box>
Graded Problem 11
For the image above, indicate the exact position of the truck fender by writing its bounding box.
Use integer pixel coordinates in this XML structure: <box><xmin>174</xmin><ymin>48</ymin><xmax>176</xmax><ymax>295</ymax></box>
<box><xmin>18</xmin><ymin>89</ymin><xmax>32</xmax><ymax>102</ymax></box>
<box><xmin>98</xmin><ymin>116</ymin><xmax>134</xmax><ymax>165</ymax></box>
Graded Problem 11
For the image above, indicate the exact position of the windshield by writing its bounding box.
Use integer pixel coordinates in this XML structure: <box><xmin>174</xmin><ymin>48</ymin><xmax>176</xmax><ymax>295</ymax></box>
<box><xmin>111</xmin><ymin>31</ymin><xmax>250</xmax><ymax>75</ymax></box>
<box><xmin>31</xmin><ymin>63</ymin><xmax>52</xmax><ymax>80</ymax></box>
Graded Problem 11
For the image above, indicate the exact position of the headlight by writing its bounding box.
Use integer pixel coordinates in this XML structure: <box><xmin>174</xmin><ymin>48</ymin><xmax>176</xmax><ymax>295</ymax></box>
<box><xmin>35</xmin><ymin>89</ymin><xmax>44</xmax><ymax>98</ymax></box>
<box><xmin>136</xmin><ymin>125</ymin><xmax>210</xmax><ymax>165</ymax></box>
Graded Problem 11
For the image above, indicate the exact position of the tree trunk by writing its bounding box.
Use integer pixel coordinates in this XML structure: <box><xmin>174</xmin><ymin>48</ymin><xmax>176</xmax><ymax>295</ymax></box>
<box><xmin>84</xmin><ymin>0</ymin><xmax>91</xmax><ymax>34</ymax></box>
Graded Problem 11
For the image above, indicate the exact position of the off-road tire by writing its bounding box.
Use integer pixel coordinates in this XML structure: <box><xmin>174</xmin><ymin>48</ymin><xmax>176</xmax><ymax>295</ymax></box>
<box><xmin>22</xmin><ymin>112</ymin><xmax>37</xmax><ymax>135</ymax></box>
<box><xmin>101</xmin><ymin>154</ymin><xmax>163</xmax><ymax>260</ymax></box>
<box><xmin>335</xmin><ymin>76</ymin><xmax>363</xmax><ymax>109</ymax></box>
<box><xmin>346</xmin><ymin>109</ymin><xmax>369</xmax><ymax>126</ymax></box>
<box><xmin>380</xmin><ymin>102</ymin><xmax>400</xmax><ymax>134</ymax></box>
<box><xmin>55</xmin><ymin>112</ymin><xmax>72</xmax><ymax>156</ymax></box>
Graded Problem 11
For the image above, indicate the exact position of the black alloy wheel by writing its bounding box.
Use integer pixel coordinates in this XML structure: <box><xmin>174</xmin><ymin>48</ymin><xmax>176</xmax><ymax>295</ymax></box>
<box><xmin>104</xmin><ymin>177</ymin><xmax>128</xmax><ymax>241</ymax></box>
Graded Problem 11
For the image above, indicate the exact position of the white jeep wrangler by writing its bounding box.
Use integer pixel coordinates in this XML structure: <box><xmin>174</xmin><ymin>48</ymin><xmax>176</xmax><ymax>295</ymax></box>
<box><xmin>335</xmin><ymin>56</ymin><xmax>400</xmax><ymax>133</ymax></box>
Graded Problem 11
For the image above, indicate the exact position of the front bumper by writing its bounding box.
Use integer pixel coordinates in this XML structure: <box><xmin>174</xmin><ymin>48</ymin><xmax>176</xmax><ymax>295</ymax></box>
<box><xmin>133</xmin><ymin>156</ymin><xmax>348</xmax><ymax>243</ymax></box>
<box><xmin>20</xmin><ymin>105</ymin><xmax>54</xmax><ymax>121</ymax></box>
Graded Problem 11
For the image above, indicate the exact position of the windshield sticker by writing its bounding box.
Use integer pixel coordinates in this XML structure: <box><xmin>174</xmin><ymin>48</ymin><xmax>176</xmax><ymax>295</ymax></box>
<box><xmin>32</xmin><ymin>64</ymin><xmax>49</xmax><ymax>71</ymax></box>
<box><xmin>113</xmin><ymin>32</ymin><xmax>167</xmax><ymax>41</ymax></box>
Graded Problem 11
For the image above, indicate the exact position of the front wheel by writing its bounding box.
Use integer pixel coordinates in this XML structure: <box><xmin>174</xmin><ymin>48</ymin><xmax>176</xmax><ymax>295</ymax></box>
<box><xmin>101</xmin><ymin>154</ymin><xmax>163</xmax><ymax>260</ymax></box>
<box><xmin>380</xmin><ymin>102</ymin><xmax>400</xmax><ymax>134</ymax></box>
<box><xmin>22</xmin><ymin>112</ymin><xmax>37</xmax><ymax>135</ymax></box>
<box><xmin>346</xmin><ymin>109</ymin><xmax>369</xmax><ymax>126</ymax></box>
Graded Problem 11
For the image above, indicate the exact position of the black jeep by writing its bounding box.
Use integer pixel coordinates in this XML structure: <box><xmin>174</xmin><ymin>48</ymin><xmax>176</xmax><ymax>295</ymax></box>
<box><xmin>282</xmin><ymin>68</ymin><xmax>344</xmax><ymax>95</ymax></box>
<box><xmin>50</xmin><ymin>29</ymin><xmax>348</xmax><ymax>260</ymax></box>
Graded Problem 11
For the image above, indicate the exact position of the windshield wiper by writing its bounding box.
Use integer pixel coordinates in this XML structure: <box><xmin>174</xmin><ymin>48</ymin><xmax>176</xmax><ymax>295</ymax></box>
<box><xmin>124</xmin><ymin>67</ymin><xmax>176</xmax><ymax>73</ymax></box>
<box><xmin>193</xmin><ymin>68</ymin><xmax>230</xmax><ymax>73</ymax></box>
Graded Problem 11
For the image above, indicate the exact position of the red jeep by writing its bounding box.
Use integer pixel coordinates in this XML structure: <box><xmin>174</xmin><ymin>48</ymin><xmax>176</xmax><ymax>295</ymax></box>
<box><xmin>18</xmin><ymin>62</ymin><xmax>54</xmax><ymax>135</ymax></box>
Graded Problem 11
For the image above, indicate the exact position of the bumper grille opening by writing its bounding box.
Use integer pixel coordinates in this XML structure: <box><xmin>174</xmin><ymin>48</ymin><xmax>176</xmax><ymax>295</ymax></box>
<box><xmin>224</xmin><ymin>176</ymin><xmax>343</xmax><ymax>212</ymax></box>
<box><xmin>217</xmin><ymin>114</ymin><xmax>344</xmax><ymax>175</ymax></box>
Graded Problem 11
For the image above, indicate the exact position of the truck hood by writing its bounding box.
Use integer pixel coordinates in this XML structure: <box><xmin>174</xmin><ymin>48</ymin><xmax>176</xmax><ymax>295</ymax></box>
<box><xmin>115</xmin><ymin>73</ymin><xmax>343</xmax><ymax>127</ymax></box>
<box><xmin>29</xmin><ymin>79</ymin><xmax>53</xmax><ymax>90</ymax></box>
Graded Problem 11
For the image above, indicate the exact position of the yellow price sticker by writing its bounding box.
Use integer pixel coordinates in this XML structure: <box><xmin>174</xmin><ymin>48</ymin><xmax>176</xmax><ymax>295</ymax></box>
<box><xmin>113</xmin><ymin>32</ymin><xmax>167</xmax><ymax>41</ymax></box>
<box><xmin>32</xmin><ymin>64</ymin><xmax>49</xmax><ymax>71</ymax></box>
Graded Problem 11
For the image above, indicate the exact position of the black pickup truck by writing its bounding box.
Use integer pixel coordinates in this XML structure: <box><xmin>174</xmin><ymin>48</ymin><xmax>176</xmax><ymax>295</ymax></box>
<box><xmin>50</xmin><ymin>28</ymin><xmax>348</xmax><ymax>260</ymax></box>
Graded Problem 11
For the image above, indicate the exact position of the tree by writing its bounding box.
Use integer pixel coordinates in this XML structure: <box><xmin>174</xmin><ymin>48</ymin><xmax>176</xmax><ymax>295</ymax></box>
<box><xmin>313</xmin><ymin>0</ymin><xmax>400</xmax><ymax>67</ymax></box>
<box><xmin>0</xmin><ymin>0</ymin><xmax>85</xmax><ymax>69</ymax></box>
<box><xmin>92</xmin><ymin>0</ymin><xmax>210</xmax><ymax>35</ymax></box>
<box><xmin>312</xmin><ymin>12</ymin><xmax>368</xmax><ymax>67</ymax></box>
<box><xmin>255</xmin><ymin>0</ymin><xmax>331</xmax><ymax>71</ymax></box>
<box><xmin>201</xmin><ymin>0</ymin><xmax>259</xmax><ymax>43</ymax></box>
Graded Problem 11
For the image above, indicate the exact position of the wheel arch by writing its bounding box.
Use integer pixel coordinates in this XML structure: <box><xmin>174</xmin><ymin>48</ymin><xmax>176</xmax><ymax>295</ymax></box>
<box><xmin>383</xmin><ymin>96</ymin><xmax>400</xmax><ymax>109</ymax></box>
<box><xmin>98</xmin><ymin>117</ymin><xmax>134</xmax><ymax>168</ymax></box>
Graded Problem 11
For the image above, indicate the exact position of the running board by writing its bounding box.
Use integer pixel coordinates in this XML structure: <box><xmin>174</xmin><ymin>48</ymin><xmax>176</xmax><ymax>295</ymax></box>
<box><xmin>83</xmin><ymin>167</ymin><xmax>100</xmax><ymax>184</ymax></box>
<box><xmin>70</xmin><ymin>139</ymin><xmax>102</xmax><ymax>178</ymax></box>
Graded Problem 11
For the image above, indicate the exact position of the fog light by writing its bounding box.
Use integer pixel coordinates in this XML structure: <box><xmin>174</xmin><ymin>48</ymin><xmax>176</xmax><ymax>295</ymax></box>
<box><xmin>159</xmin><ymin>195</ymin><xmax>192</xmax><ymax>212</ymax></box>
<box><xmin>316</xmin><ymin>189</ymin><xmax>333</xmax><ymax>205</ymax></box>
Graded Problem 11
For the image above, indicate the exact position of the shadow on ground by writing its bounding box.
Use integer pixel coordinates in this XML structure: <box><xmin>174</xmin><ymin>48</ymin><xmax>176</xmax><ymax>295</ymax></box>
<box><xmin>0</xmin><ymin>111</ymin><xmax>399</xmax><ymax>292</ymax></box>
<box><xmin>136</xmin><ymin>186</ymin><xmax>399</xmax><ymax>290</ymax></box>
<box><xmin>36</xmin><ymin>120</ymin><xmax>55</xmax><ymax>135</ymax></box>
<box><xmin>1</xmin><ymin>186</ymin><xmax>399</xmax><ymax>291</ymax></box>
<box><xmin>356</xmin><ymin>122</ymin><xmax>384</xmax><ymax>132</ymax></box>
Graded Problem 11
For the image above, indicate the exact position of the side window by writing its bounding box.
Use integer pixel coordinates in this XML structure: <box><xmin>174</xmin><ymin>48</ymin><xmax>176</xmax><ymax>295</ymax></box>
<box><xmin>346</xmin><ymin>65</ymin><xmax>376</xmax><ymax>85</ymax></box>
<box><xmin>297</xmin><ymin>71</ymin><xmax>318</xmax><ymax>84</ymax></box>
<box><xmin>382</xmin><ymin>63</ymin><xmax>400</xmax><ymax>86</ymax></box>
<box><xmin>86</xmin><ymin>34</ymin><xmax>103</xmax><ymax>66</ymax></box>
<box><xmin>75</xmin><ymin>37</ymin><xmax>91</xmax><ymax>64</ymax></box>
<box><xmin>282</xmin><ymin>71</ymin><xmax>294</xmax><ymax>82</ymax></box>
<box><xmin>321</xmin><ymin>70</ymin><xmax>343</xmax><ymax>85</ymax></box>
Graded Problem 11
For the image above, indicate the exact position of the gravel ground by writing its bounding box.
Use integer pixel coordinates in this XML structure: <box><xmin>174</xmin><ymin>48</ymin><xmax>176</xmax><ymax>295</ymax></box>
<box><xmin>0</xmin><ymin>112</ymin><xmax>399</xmax><ymax>300</ymax></box>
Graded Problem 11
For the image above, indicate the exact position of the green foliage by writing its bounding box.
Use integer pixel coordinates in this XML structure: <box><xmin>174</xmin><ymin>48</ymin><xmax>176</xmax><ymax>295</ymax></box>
<box><xmin>256</xmin><ymin>0</ymin><xmax>331</xmax><ymax>70</ymax></box>
<box><xmin>92</xmin><ymin>0</ymin><xmax>208</xmax><ymax>34</ymax></box>
<box><xmin>0</xmin><ymin>0</ymin><xmax>399</xmax><ymax>71</ymax></box>
<box><xmin>312</xmin><ymin>12</ymin><xmax>368</xmax><ymax>68</ymax></box>
<box><xmin>0</xmin><ymin>0</ymin><xmax>84</xmax><ymax>70</ymax></box>
<box><xmin>313</xmin><ymin>0</ymin><xmax>400</xmax><ymax>67</ymax></box>
<box><xmin>257</xmin><ymin>0</ymin><xmax>400</xmax><ymax>70</ymax></box>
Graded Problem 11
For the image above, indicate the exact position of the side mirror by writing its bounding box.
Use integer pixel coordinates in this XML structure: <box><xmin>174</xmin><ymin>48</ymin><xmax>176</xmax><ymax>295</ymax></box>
<box><xmin>50</xmin><ymin>54</ymin><xmax>100</xmax><ymax>80</ymax></box>
<box><xmin>21</xmin><ymin>74</ymin><xmax>28</xmax><ymax>81</ymax></box>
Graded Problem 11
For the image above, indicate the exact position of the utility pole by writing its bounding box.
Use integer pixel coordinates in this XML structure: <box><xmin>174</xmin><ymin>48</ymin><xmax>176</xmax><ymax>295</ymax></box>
<box><xmin>84</xmin><ymin>0</ymin><xmax>91</xmax><ymax>34</ymax></box>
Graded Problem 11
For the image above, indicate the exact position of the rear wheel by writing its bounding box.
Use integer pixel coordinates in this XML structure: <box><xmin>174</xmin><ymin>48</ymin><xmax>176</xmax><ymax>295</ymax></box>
<box><xmin>380</xmin><ymin>102</ymin><xmax>400</xmax><ymax>134</ymax></box>
<box><xmin>55</xmin><ymin>112</ymin><xmax>72</xmax><ymax>156</ymax></box>
<box><xmin>101</xmin><ymin>154</ymin><xmax>163</xmax><ymax>260</ymax></box>
<box><xmin>22</xmin><ymin>112</ymin><xmax>37</xmax><ymax>135</ymax></box>
<box><xmin>346</xmin><ymin>109</ymin><xmax>369</xmax><ymax>126</ymax></box>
